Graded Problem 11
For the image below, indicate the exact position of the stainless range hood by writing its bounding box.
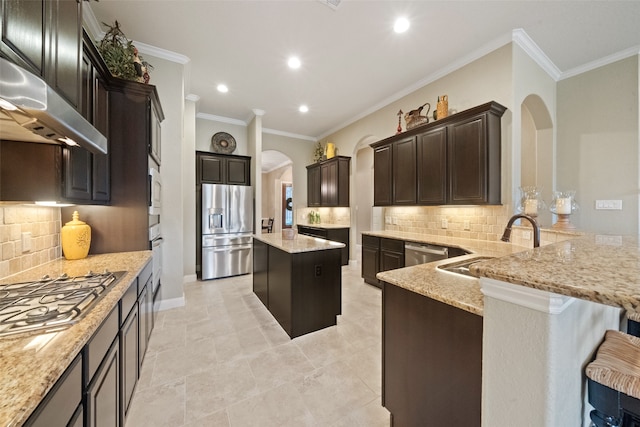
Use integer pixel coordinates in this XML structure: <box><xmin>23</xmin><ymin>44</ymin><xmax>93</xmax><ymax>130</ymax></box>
<box><xmin>0</xmin><ymin>57</ymin><xmax>107</xmax><ymax>154</ymax></box>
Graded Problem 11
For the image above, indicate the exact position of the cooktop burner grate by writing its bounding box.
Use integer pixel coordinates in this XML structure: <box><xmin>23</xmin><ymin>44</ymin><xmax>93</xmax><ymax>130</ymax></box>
<box><xmin>0</xmin><ymin>271</ymin><xmax>124</xmax><ymax>337</ymax></box>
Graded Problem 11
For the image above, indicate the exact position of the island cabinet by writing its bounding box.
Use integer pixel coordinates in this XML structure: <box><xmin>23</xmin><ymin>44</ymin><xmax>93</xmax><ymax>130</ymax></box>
<box><xmin>372</xmin><ymin>101</ymin><xmax>506</xmax><ymax>206</ymax></box>
<box><xmin>252</xmin><ymin>235</ymin><xmax>342</xmax><ymax>338</ymax></box>
<box><xmin>306</xmin><ymin>156</ymin><xmax>350</xmax><ymax>207</ymax></box>
<box><xmin>382</xmin><ymin>282</ymin><xmax>483</xmax><ymax>426</ymax></box>
<box><xmin>297</xmin><ymin>225</ymin><xmax>350</xmax><ymax>266</ymax></box>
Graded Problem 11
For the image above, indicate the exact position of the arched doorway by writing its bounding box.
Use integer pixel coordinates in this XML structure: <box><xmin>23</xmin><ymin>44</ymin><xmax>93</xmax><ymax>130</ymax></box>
<box><xmin>521</xmin><ymin>94</ymin><xmax>554</xmax><ymax>227</ymax></box>
<box><xmin>261</xmin><ymin>150</ymin><xmax>293</xmax><ymax>233</ymax></box>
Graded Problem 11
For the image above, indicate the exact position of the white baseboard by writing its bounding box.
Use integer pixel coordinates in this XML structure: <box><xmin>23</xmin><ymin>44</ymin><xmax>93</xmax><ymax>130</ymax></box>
<box><xmin>158</xmin><ymin>295</ymin><xmax>185</xmax><ymax>311</ymax></box>
<box><xmin>183</xmin><ymin>274</ymin><xmax>197</xmax><ymax>284</ymax></box>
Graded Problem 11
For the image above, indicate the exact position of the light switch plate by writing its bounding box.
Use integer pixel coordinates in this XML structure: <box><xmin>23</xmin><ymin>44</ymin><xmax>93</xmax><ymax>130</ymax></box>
<box><xmin>463</xmin><ymin>220</ymin><xmax>470</xmax><ymax>230</ymax></box>
<box><xmin>441</xmin><ymin>218</ymin><xmax>448</xmax><ymax>229</ymax></box>
<box><xmin>595</xmin><ymin>200</ymin><xmax>623</xmax><ymax>210</ymax></box>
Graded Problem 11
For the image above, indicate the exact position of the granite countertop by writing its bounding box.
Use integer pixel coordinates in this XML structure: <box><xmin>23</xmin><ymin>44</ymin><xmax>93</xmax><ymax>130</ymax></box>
<box><xmin>0</xmin><ymin>251</ymin><xmax>152</xmax><ymax>427</ymax></box>
<box><xmin>470</xmin><ymin>234</ymin><xmax>640</xmax><ymax>313</ymax></box>
<box><xmin>373</xmin><ymin>233</ymin><xmax>524</xmax><ymax>316</ymax></box>
<box><xmin>253</xmin><ymin>233</ymin><xmax>345</xmax><ymax>253</ymax></box>
<box><xmin>297</xmin><ymin>223</ymin><xmax>350</xmax><ymax>229</ymax></box>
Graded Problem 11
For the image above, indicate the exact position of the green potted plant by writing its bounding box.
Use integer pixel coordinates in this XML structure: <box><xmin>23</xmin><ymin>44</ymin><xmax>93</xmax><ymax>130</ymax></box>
<box><xmin>97</xmin><ymin>21</ymin><xmax>152</xmax><ymax>83</ymax></box>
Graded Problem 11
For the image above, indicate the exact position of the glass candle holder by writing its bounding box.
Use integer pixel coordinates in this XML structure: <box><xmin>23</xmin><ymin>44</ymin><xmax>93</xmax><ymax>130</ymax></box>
<box><xmin>517</xmin><ymin>186</ymin><xmax>547</xmax><ymax>219</ymax></box>
<box><xmin>549</xmin><ymin>190</ymin><xmax>579</xmax><ymax>230</ymax></box>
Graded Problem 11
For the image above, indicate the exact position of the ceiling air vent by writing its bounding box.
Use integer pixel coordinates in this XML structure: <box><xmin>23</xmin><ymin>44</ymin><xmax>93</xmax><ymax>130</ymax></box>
<box><xmin>318</xmin><ymin>0</ymin><xmax>341</xmax><ymax>10</ymax></box>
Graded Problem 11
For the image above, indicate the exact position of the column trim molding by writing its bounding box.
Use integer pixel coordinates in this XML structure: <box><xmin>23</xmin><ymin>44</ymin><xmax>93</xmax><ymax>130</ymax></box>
<box><xmin>480</xmin><ymin>277</ymin><xmax>576</xmax><ymax>314</ymax></box>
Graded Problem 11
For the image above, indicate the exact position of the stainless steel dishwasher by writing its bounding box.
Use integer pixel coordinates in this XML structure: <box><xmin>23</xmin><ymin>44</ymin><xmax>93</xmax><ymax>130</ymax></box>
<box><xmin>404</xmin><ymin>242</ymin><xmax>449</xmax><ymax>266</ymax></box>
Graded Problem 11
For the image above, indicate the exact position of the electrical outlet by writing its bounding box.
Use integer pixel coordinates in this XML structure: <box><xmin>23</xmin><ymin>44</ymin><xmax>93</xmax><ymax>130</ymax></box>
<box><xmin>315</xmin><ymin>265</ymin><xmax>322</xmax><ymax>276</ymax></box>
<box><xmin>595</xmin><ymin>235</ymin><xmax>623</xmax><ymax>246</ymax></box>
<box><xmin>385</xmin><ymin>216</ymin><xmax>391</xmax><ymax>224</ymax></box>
<box><xmin>463</xmin><ymin>220</ymin><xmax>470</xmax><ymax>230</ymax></box>
<box><xmin>22</xmin><ymin>232</ymin><xmax>31</xmax><ymax>252</ymax></box>
<box><xmin>392</xmin><ymin>217</ymin><xmax>398</xmax><ymax>225</ymax></box>
<box><xmin>441</xmin><ymin>218</ymin><xmax>448</xmax><ymax>229</ymax></box>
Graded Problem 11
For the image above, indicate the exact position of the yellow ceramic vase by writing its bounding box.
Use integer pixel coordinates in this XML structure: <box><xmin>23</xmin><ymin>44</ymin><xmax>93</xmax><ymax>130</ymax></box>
<box><xmin>61</xmin><ymin>211</ymin><xmax>91</xmax><ymax>260</ymax></box>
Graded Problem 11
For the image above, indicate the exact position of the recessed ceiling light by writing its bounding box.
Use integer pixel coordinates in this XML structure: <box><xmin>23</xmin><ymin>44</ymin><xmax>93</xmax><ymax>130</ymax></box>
<box><xmin>217</xmin><ymin>84</ymin><xmax>228</xmax><ymax>93</ymax></box>
<box><xmin>288</xmin><ymin>57</ymin><xmax>301</xmax><ymax>69</ymax></box>
<box><xmin>394</xmin><ymin>17</ymin><xmax>410</xmax><ymax>33</ymax></box>
<box><xmin>299</xmin><ymin>105</ymin><xmax>309</xmax><ymax>113</ymax></box>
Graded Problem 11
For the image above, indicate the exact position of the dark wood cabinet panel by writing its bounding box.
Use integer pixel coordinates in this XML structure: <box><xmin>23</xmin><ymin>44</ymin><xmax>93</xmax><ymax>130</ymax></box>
<box><xmin>380</xmin><ymin>238</ymin><xmax>404</xmax><ymax>272</ymax></box>
<box><xmin>392</xmin><ymin>136</ymin><xmax>417</xmax><ymax>205</ymax></box>
<box><xmin>373</xmin><ymin>145</ymin><xmax>392</xmax><ymax>206</ymax></box>
<box><xmin>24</xmin><ymin>354</ymin><xmax>82</xmax><ymax>427</ymax></box>
<box><xmin>252</xmin><ymin>238</ymin><xmax>269</xmax><ymax>307</ymax></box>
<box><xmin>306</xmin><ymin>156</ymin><xmax>350</xmax><ymax>207</ymax></box>
<box><xmin>227</xmin><ymin>156</ymin><xmax>250</xmax><ymax>185</ymax></box>
<box><xmin>306</xmin><ymin>164</ymin><xmax>321</xmax><ymax>207</ymax></box>
<box><xmin>449</xmin><ymin>114</ymin><xmax>487</xmax><ymax>204</ymax></box>
<box><xmin>372</xmin><ymin>101</ymin><xmax>506</xmax><ymax>206</ymax></box>
<box><xmin>254</xmin><ymin>239</ymin><xmax>342</xmax><ymax>338</ymax></box>
<box><xmin>0</xmin><ymin>0</ymin><xmax>45</xmax><ymax>74</ymax></box>
<box><xmin>0</xmin><ymin>141</ymin><xmax>62</xmax><ymax>201</ymax></box>
<box><xmin>63</xmin><ymin>145</ymin><xmax>92</xmax><ymax>200</ymax></box>
<box><xmin>48</xmin><ymin>0</ymin><xmax>81</xmax><ymax>107</ymax></box>
<box><xmin>383</xmin><ymin>282</ymin><xmax>482</xmax><ymax>426</ymax></box>
<box><xmin>417</xmin><ymin>127</ymin><xmax>447</xmax><ymax>205</ymax></box>
<box><xmin>121</xmin><ymin>303</ymin><xmax>139</xmax><ymax>425</ymax></box>
<box><xmin>361</xmin><ymin>234</ymin><xmax>384</xmax><ymax>287</ymax></box>
<box><xmin>92</xmin><ymin>77</ymin><xmax>110</xmax><ymax>202</ymax></box>
<box><xmin>86</xmin><ymin>337</ymin><xmax>120</xmax><ymax>427</ymax></box>
<box><xmin>1</xmin><ymin>0</ymin><xmax>81</xmax><ymax>106</ymax></box>
<box><xmin>196</xmin><ymin>151</ymin><xmax>251</xmax><ymax>186</ymax></box>
<box><xmin>297</xmin><ymin>225</ymin><xmax>350</xmax><ymax>266</ymax></box>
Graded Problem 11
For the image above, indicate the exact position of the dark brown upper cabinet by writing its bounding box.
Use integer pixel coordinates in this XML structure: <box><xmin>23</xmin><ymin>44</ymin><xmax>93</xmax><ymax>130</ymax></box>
<box><xmin>63</xmin><ymin>30</ymin><xmax>110</xmax><ymax>204</ymax></box>
<box><xmin>0</xmin><ymin>0</ymin><xmax>82</xmax><ymax>108</ymax></box>
<box><xmin>306</xmin><ymin>156</ymin><xmax>350</xmax><ymax>207</ymax></box>
<box><xmin>371</xmin><ymin>101</ymin><xmax>506</xmax><ymax>206</ymax></box>
<box><xmin>196</xmin><ymin>151</ymin><xmax>251</xmax><ymax>186</ymax></box>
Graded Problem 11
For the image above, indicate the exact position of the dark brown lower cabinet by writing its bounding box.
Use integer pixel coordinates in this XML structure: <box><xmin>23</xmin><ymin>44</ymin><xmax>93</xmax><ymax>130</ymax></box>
<box><xmin>297</xmin><ymin>225</ymin><xmax>350</xmax><ymax>265</ymax></box>
<box><xmin>382</xmin><ymin>282</ymin><xmax>482</xmax><ymax>427</ymax></box>
<box><xmin>361</xmin><ymin>235</ymin><xmax>380</xmax><ymax>287</ymax></box>
<box><xmin>252</xmin><ymin>238</ymin><xmax>269</xmax><ymax>307</ymax></box>
<box><xmin>121</xmin><ymin>302</ymin><xmax>139</xmax><ymax>424</ymax></box>
<box><xmin>86</xmin><ymin>337</ymin><xmax>120</xmax><ymax>427</ymax></box>
<box><xmin>24</xmin><ymin>354</ymin><xmax>82</xmax><ymax>427</ymax></box>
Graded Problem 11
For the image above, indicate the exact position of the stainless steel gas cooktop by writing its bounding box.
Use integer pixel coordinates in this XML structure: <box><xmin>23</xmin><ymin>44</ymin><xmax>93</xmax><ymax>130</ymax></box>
<box><xmin>0</xmin><ymin>271</ymin><xmax>124</xmax><ymax>337</ymax></box>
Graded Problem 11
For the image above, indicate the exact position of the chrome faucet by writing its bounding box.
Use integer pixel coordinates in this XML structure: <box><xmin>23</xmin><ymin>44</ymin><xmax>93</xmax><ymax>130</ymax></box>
<box><xmin>501</xmin><ymin>214</ymin><xmax>541</xmax><ymax>248</ymax></box>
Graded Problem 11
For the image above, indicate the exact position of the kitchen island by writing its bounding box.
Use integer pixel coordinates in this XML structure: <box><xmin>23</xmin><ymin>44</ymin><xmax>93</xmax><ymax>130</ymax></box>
<box><xmin>0</xmin><ymin>251</ymin><xmax>152</xmax><ymax>427</ymax></box>
<box><xmin>253</xmin><ymin>233</ymin><xmax>344</xmax><ymax>338</ymax></box>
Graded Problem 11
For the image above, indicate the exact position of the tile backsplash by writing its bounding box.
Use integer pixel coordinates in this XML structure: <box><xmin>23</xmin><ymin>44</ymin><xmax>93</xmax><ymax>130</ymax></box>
<box><xmin>297</xmin><ymin>207</ymin><xmax>351</xmax><ymax>226</ymax></box>
<box><xmin>0</xmin><ymin>206</ymin><xmax>61</xmax><ymax>279</ymax></box>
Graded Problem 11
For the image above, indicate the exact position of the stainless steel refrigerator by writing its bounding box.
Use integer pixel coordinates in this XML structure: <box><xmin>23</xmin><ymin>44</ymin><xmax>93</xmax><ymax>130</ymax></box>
<box><xmin>201</xmin><ymin>184</ymin><xmax>253</xmax><ymax>280</ymax></box>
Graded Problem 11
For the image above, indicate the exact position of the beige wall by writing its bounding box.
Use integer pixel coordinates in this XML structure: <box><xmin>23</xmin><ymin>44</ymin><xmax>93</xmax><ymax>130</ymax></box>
<box><xmin>557</xmin><ymin>56</ymin><xmax>639</xmax><ymax>235</ymax></box>
<box><xmin>0</xmin><ymin>206</ymin><xmax>61</xmax><ymax>279</ymax></box>
<box><xmin>261</xmin><ymin>164</ymin><xmax>292</xmax><ymax>232</ymax></box>
<box><xmin>195</xmin><ymin>119</ymin><xmax>249</xmax><ymax>155</ymax></box>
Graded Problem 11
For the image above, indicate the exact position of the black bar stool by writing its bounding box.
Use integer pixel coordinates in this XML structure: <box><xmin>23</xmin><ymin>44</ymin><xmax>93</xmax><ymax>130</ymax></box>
<box><xmin>586</xmin><ymin>329</ymin><xmax>640</xmax><ymax>427</ymax></box>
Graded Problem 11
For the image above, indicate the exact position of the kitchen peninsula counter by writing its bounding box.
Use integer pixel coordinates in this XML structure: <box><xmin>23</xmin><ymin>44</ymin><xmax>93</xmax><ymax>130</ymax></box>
<box><xmin>367</xmin><ymin>230</ymin><xmax>523</xmax><ymax>315</ymax></box>
<box><xmin>0</xmin><ymin>251</ymin><xmax>151</xmax><ymax>427</ymax></box>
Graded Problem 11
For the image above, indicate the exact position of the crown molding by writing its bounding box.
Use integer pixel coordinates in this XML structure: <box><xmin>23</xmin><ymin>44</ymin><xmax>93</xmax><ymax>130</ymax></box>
<box><xmin>262</xmin><ymin>128</ymin><xmax>317</xmax><ymax>142</ymax></box>
<box><xmin>196</xmin><ymin>112</ymin><xmax>247</xmax><ymax>127</ymax></box>
<box><xmin>560</xmin><ymin>45</ymin><xmax>640</xmax><ymax>80</ymax></box>
<box><xmin>512</xmin><ymin>28</ymin><xmax>562</xmax><ymax>81</ymax></box>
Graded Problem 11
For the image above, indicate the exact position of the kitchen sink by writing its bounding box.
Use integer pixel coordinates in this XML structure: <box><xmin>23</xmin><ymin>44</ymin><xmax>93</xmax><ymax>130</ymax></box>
<box><xmin>437</xmin><ymin>256</ymin><xmax>494</xmax><ymax>278</ymax></box>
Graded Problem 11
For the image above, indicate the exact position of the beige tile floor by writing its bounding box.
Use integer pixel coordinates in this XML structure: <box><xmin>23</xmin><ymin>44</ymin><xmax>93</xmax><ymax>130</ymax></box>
<box><xmin>126</xmin><ymin>264</ymin><xmax>391</xmax><ymax>426</ymax></box>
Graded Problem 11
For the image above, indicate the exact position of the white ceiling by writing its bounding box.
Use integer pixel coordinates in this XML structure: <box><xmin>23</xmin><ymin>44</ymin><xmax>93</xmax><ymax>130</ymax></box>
<box><xmin>87</xmin><ymin>1</ymin><xmax>640</xmax><ymax>142</ymax></box>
